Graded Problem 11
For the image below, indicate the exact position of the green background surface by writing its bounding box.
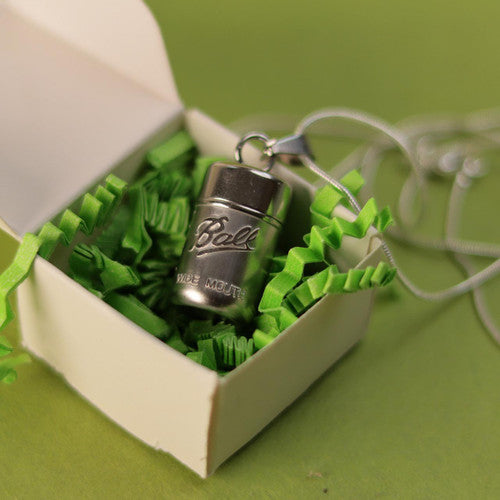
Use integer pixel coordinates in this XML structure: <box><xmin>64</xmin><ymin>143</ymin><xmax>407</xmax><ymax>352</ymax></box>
<box><xmin>1</xmin><ymin>0</ymin><xmax>500</xmax><ymax>498</ymax></box>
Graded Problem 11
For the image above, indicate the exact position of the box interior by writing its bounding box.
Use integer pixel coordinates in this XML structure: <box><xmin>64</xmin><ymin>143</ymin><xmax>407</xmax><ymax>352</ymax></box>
<box><xmin>47</xmin><ymin>108</ymin><xmax>372</xmax><ymax>276</ymax></box>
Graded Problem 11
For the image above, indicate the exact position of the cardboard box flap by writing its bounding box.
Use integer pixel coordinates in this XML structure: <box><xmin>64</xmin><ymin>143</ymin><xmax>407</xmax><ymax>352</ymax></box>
<box><xmin>6</xmin><ymin>0</ymin><xmax>179</xmax><ymax>103</ymax></box>
<box><xmin>0</xmin><ymin>1</ymin><xmax>183</xmax><ymax>236</ymax></box>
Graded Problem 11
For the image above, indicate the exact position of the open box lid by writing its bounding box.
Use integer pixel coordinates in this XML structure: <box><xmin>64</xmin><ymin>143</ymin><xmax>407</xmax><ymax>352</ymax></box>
<box><xmin>0</xmin><ymin>0</ymin><xmax>183</xmax><ymax>236</ymax></box>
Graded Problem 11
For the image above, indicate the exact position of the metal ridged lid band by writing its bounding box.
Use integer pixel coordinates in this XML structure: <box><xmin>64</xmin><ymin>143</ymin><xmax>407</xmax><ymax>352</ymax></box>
<box><xmin>199</xmin><ymin>162</ymin><xmax>291</xmax><ymax>224</ymax></box>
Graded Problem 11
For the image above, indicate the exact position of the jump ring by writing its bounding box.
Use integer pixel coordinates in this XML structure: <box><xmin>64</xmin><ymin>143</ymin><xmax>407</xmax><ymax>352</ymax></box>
<box><xmin>234</xmin><ymin>132</ymin><xmax>275</xmax><ymax>172</ymax></box>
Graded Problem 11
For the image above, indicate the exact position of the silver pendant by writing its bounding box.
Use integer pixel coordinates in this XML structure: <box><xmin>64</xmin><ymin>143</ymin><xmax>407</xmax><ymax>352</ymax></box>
<box><xmin>175</xmin><ymin>160</ymin><xmax>291</xmax><ymax>321</ymax></box>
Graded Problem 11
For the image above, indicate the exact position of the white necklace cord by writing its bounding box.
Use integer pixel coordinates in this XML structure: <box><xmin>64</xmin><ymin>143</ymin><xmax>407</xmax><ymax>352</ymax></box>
<box><xmin>357</xmin><ymin>112</ymin><xmax>500</xmax><ymax>342</ymax></box>
<box><xmin>386</xmin><ymin>228</ymin><xmax>500</xmax><ymax>259</ymax></box>
<box><xmin>296</xmin><ymin>108</ymin><xmax>426</xmax><ymax>227</ymax></box>
<box><xmin>313</xmin><ymin>110</ymin><xmax>500</xmax><ymax>257</ymax></box>
<box><xmin>290</xmin><ymin>108</ymin><xmax>500</xmax><ymax>334</ymax></box>
<box><xmin>346</xmin><ymin>133</ymin><xmax>500</xmax><ymax>261</ymax></box>
<box><xmin>444</xmin><ymin>167</ymin><xmax>500</xmax><ymax>343</ymax></box>
<box><xmin>301</xmin><ymin>147</ymin><xmax>500</xmax><ymax>301</ymax></box>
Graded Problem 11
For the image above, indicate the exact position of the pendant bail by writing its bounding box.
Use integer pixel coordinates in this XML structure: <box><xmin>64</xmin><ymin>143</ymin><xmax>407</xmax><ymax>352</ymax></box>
<box><xmin>264</xmin><ymin>133</ymin><xmax>313</xmax><ymax>166</ymax></box>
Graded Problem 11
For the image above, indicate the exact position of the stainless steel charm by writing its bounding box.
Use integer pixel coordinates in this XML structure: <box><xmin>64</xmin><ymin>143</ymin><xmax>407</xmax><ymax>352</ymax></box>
<box><xmin>174</xmin><ymin>161</ymin><xmax>291</xmax><ymax>321</ymax></box>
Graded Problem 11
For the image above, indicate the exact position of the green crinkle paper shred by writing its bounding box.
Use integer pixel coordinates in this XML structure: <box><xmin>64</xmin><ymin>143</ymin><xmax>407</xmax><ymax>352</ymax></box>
<box><xmin>253</xmin><ymin>170</ymin><xmax>396</xmax><ymax>349</ymax></box>
<box><xmin>0</xmin><ymin>174</ymin><xmax>127</xmax><ymax>383</ymax></box>
<box><xmin>0</xmin><ymin>130</ymin><xmax>396</xmax><ymax>380</ymax></box>
<box><xmin>0</xmin><ymin>335</ymin><xmax>30</xmax><ymax>384</ymax></box>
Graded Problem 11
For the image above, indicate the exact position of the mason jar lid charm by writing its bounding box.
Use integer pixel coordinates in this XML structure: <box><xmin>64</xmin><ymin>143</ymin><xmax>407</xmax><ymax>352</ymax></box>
<box><xmin>174</xmin><ymin>138</ymin><xmax>291</xmax><ymax>321</ymax></box>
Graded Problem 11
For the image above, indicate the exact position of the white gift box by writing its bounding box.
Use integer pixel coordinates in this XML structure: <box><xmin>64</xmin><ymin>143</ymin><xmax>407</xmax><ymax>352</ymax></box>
<box><xmin>0</xmin><ymin>0</ymin><xmax>383</xmax><ymax>477</ymax></box>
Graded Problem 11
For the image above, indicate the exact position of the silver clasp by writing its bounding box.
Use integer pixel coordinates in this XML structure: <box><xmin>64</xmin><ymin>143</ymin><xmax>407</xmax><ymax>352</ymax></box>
<box><xmin>235</xmin><ymin>132</ymin><xmax>312</xmax><ymax>171</ymax></box>
<box><xmin>263</xmin><ymin>134</ymin><xmax>312</xmax><ymax>167</ymax></box>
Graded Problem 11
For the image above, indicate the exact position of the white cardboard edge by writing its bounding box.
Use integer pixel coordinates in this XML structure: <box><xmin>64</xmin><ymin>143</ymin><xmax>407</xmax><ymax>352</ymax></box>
<box><xmin>7</xmin><ymin>0</ymin><xmax>180</xmax><ymax>103</ymax></box>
